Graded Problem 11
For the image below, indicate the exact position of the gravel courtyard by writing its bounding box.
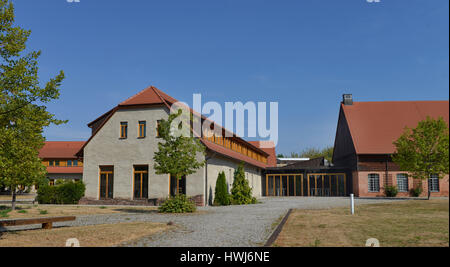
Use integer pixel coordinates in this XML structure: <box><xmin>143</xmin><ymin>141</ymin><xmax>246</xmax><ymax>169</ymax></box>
<box><xmin>3</xmin><ymin>197</ymin><xmax>400</xmax><ymax>247</ymax></box>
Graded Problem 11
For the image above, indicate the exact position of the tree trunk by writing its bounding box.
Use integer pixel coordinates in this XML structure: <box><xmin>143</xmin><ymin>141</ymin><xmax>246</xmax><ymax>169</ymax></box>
<box><xmin>11</xmin><ymin>188</ymin><xmax>16</xmax><ymax>211</ymax></box>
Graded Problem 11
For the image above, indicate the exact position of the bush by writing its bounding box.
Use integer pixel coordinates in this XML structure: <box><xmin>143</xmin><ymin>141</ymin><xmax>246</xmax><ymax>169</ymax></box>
<box><xmin>158</xmin><ymin>194</ymin><xmax>196</xmax><ymax>213</ymax></box>
<box><xmin>214</xmin><ymin>171</ymin><xmax>230</xmax><ymax>206</ymax></box>
<box><xmin>385</xmin><ymin>185</ymin><xmax>398</xmax><ymax>197</ymax></box>
<box><xmin>410</xmin><ymin>184</ymin><xmax>423</xmax><ymax>197</ymax></box>
<box><xmin>230</xmin><ymin>163</ymin><xmax>257</xmax><ymax>205</ymax></box>
<box><xmin>37</xmin><ymin>180</ymin><xmax>86</xmax><ymax>204</ymax></box>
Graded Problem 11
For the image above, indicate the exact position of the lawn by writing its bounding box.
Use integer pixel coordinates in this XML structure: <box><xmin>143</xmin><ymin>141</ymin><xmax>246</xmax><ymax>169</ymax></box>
<box><xmin>0</xmin><ymin>205</ymin><xmax>157</xmax><ymax>219</ymax></box>
<box><xmin>273</xmin><ymin>199</ymin><xmax>449</xmax><ymax>247</ymax></box>
<box><xmin>0</xmin><ymin>222</ymin><xmax>171</xmax><ymax>247</ymax></box>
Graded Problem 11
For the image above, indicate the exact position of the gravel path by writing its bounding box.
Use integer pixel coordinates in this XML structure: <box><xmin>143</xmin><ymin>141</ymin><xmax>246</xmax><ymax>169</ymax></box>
<box><xmin>2</xmin><ymin>197</ymin><xmax>401</xmax><ymax>247</ymax></box>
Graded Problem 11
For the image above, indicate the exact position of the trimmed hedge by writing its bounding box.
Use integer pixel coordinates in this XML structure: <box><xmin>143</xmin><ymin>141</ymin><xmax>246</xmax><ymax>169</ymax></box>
<box><xmin>158</xmin><ymin>194</ymin><xmax>196</xmax><ymax>213</ymax></box>
<box><xmin>214</xmin><ymin>171</ymin><xmax>230</xmax><ymax>206</ymax></box>
<box><xmin>37</xmin><ymin>180</ymin><xmax>86</xmax><ymax>204</ymax></box>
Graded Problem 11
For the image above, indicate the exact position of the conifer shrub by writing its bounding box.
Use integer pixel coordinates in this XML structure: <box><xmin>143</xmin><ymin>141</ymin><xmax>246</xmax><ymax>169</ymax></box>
<box><xmin>230</xmin><ymin>163</ymin><xmax>257</xmax><ymax>205</ymax></box>
<box><xmin>214</xmin><ymin>171</ymin><xmax>230</xmax><ymax>206</ymax></box>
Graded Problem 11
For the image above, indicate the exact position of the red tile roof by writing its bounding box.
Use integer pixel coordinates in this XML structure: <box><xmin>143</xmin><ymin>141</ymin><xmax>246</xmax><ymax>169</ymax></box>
<box><xmin>343</xmin><ymin>101</ymin><xmax>449</xmax><ymax>154</ymax></box>
<box><xmin>39</xmin><ymin>141</ymin><xmax>86</xmax><ymax>159</ymax></box>
<box><xmin>46</xmin><ymin>166</ymin><xmax>83</xmax><ymax>174</ymax></box>
<box><xmin>78</xmin><ymin>86</ymin><xmax>271</xmax><ymax>168</ymax></box>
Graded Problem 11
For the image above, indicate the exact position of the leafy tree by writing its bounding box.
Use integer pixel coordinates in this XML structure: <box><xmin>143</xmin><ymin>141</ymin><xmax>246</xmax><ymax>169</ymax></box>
<box><xmin>214</xmin><ymin>171</ymin><xmax>230</xmax><ymax>206</ymax></box>
<box><xmin>276</xmin><ymin>154</ymin><xmax>284</xmax><ymax>158</ymax></box>
<box><xmin>230</xmin><ymin>163</ymin><xmax>257</xmax><ymax>205</ymax></box>
<box><xmin>284</xmin><ymin>146</ymin><xmax>334</xmax><ymax>162</ymax></box>
<box><xmin>153</xmin><ymin>109</ymin><xmax>206</xmax><ymax>194</ymax></box>
<box><xmin>392</xmin><ymin>117</ymin><xmax>449</xmax><ymax>199</ymax></box>
<box><xmin>0</xmin><ymin>1</ymin><xmax>66</xmax><ymax>210</ymax></box>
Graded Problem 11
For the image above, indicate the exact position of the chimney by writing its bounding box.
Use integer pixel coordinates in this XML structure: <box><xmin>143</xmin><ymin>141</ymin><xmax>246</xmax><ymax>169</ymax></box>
<box><xmin>342</xmin><ymin>94</ymin><xmax>353</xmax><ymax>105</ymax></box>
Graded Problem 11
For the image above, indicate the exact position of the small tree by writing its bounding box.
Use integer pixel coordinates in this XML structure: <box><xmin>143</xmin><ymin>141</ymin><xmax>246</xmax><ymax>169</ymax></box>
<box><xmin>392</xmin><ymin>117</ymin><xmax>449</xmax><ymax>199</ymax></box>
<box><xmin>231</xmin><ymin>163</ymin><xmax>256</xmax><ymax>205</ymax></box>
<box><xmin>214</xmin><ymin>171</ymin><xmax>230</xmax><ymax>206</ymax></box>
<box><xmin>0</xmin><ymin>1</ymin><xmax>66</xmax><ymax>210</ymax></box>
<box><xmin>153</xmin><ymin>109</ymin><xmax>206</xmax><ymax>194</ymax></box>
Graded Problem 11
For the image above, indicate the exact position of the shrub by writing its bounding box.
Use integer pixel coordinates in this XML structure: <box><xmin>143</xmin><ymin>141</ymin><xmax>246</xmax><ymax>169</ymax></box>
<box><xmin>158</xmin><ymin>194</ymin><xmax>196</xmax><ymax>213</ymax></box>
<box><xmin>385</xmin><ymin>185</ymin><xmax>398</xmax><ymax>197</ymax></box>
<box><xmin>37</xmin><ymin>180</ymin><xmax>86</xmax><ymax>204</ymax></box>
<box><xmin>57</xmin><ymin>180</ymin><xmax>86</xmax><ymax>204</ymax></box>
<box><xmin>410</xmin><ymin>184</ymin><xmax>423</xmax><ymax>197</ymax></box>
<box><xmin>230</xmin><ymin>163</ymin><xmax>257</xmax><ymax>205</ymax></box>
<box><xmin>214</xmin><ymin>171</ymin><xmax>230</xmax><ymax>206</ymax></box>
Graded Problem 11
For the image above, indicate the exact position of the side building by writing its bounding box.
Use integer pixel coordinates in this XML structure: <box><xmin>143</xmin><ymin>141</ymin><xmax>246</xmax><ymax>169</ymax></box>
<box><xmin>76</xmin><ymin>86</ymin><xmax>277</xmax><ymax>206</ymax></box>
<box><xmin>332</xmin><ymin>95</ymin><xmax>449</xmax><ymax>197</ymax></box>
<box><xmin>39</xmin><ymin>141</ymin><xmax>85</xmax><ymax>184</ymax></box>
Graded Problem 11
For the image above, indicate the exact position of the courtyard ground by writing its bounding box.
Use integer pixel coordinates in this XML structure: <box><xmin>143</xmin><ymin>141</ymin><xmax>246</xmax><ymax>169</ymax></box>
<box><xmin>2</xmin><ymin>197</ymin><xmax>404</xmax><ymax>247</ymax></box>
<box><xmin>273</xmin><ymin>199</ymin><xmax>449</xmax><ymax>247</ymax></box>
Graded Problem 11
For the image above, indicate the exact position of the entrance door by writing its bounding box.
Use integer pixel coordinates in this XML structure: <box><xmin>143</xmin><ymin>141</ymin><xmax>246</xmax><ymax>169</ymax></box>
<box><xmin>170</xmin><ymin>175</ymin><xmax>186</xmax><ymax>196</ymax></box>
<box><xmin>134</xmin><ymin>166</ymin><xmax>149</xmax><ymax>199</ymax></box>
<box><xmin>100</xmin><ymin>166</ymin><xmax>114</xmax><ymax>199</ymax></box>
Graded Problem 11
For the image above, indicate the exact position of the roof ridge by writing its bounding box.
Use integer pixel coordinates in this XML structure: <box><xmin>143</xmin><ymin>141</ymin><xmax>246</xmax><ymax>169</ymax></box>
<box><xmin>119</xmin><ymin>86</ymin><xmax>154</xmax><ymax>105</ymax></box>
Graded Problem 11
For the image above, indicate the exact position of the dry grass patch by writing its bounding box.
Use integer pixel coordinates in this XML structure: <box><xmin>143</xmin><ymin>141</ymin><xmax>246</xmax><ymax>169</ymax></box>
<box><xmin>0</xmin><ymin>222</ymin><xmax>171</xmax><ymax>247</ymax></box>
<box><xmin>0</xmin><ymin>205</ymin><xmax>157</xmax><ymax>219</ymax></box>
<box><xmin>274</xmin><ymin>199</ymin><xmax>449</xmax><ymax>247</ymax></box>
<box><xmin>0</xmin><ymin>195</ymin><xmax>35</xmax><ymax>201</ymax></box>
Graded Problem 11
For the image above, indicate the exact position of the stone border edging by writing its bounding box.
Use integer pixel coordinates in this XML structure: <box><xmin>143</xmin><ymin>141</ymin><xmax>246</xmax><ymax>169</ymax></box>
<box><xmin>264</xmin><ymin>208</ymin><xmax>293</xmax><ymax>247</ymax></box>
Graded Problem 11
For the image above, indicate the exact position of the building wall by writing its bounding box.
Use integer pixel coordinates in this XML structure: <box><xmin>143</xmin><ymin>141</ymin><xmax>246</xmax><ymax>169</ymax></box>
<box><xmin>355</xmin><ymin>171</ymin><xmax>449</xmax><ymax>197</ymax></box>
<box><xmin>83</xmin><ymin>106</ymin><xmax>181</xmax><ymax>200</ymax></box>
<box><xmin>206</xmin><ymin>153</ymin><xmax>262</xmax><ymax>205</ymax></box>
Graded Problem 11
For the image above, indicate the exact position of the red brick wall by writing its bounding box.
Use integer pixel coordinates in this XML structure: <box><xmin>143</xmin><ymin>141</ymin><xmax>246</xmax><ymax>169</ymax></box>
<box><xmin>355</xmin><ymin>171</ymin><xmax>449</xmax><ymax>197</ymax></box>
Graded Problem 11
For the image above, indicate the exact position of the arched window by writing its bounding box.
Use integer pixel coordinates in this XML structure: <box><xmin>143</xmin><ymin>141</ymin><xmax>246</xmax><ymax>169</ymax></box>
<box><xmin>368</xmin><ymin>174</ymin><xmax>380</xmax><ymax>192</ymax></box>
<box><xmin>396</xmin><ymin>174</ymin><xmax>409</xmax><ymax>192</ymax></box>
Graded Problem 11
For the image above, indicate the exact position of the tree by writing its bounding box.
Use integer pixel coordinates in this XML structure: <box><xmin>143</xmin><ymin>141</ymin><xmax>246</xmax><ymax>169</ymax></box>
<box><xmin>214</xmin><ymin>171</ymin><xmax>230</xmax><ymax>206</ymax></box>
<box><xmin>230</xmin><ymin>163</ymin><xmax>256</xmax><ymax>205</ymax></box>
<box><xmin>153</xmin><ymin>109</ymin><xmax>206</xmax><ymax>194</ymax></box>
<box><xmin>392</xmin><ymin>117</ymin><xmax>449</xmax><ymax>200</ymax></box>
<box><xmin>0</xmin><ymin>1</ymin><xmax>66</xmax><ymax>210</ymax></box>
<box><xmin>284</xmin><ymin>146</ymin><xmax>334</xmax><ymax>162</ymax></box>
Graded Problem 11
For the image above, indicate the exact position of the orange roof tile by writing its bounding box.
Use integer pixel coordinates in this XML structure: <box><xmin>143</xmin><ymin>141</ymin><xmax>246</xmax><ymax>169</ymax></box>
<box><xmin>39</xmin><ymin>141</ymin><xmax>86</xmax><ymax>159</ymax></box>
<box><xmin>343</xmin><ymin>101</ymin><xmax>449</xmax><ymax>154</ymax></box>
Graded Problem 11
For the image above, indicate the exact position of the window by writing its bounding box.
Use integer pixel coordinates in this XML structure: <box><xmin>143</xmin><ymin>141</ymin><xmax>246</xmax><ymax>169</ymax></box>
<box><xmin>138</xmin><ymin>121</ymin><xmax>146</xmax><ymax>138</ymax></box>
<box><xmin>397</xmin><ymin>174</ymin><xmax>409</xmax><ymax>192</ymax></box>
<box><xmin>120</xmin><ymin>122</ymin><xmax>128</xmax><ymax>138</ymax></box>
<box><xmin>100</xmin><ymin>166</ymin><xmax>114</xmax><ymax>199</ymax></box>
<box><xmin>368</xmin><ymin>174</ymin><xmax>380</xmax><ymax>192</ymax></box>
<box><xmin>67</xmin><ymin>160</ymin><xmax>78</xmax><ymax>167</ymax></box>
<box><xmin>134</xmin><ymin>165</ymin><xmax>148</xmax><ymax>199</ymax></box>
<box><xmin>428</xmin><ymin>174</ymin><xmax>440</xmax><ymax>192</ymax></box>
<box><xmin>156</xmin><ymin>120</ymin><xmax>162</xmax><ymax>137</ymax></box>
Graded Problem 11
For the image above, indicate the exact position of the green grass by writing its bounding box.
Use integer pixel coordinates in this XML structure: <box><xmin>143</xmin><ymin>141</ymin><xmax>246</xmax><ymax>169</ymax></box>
<box><xmin>39</xmin><ymin>210</ymin><xmax>48</xmax><ymax>215</ymax></box>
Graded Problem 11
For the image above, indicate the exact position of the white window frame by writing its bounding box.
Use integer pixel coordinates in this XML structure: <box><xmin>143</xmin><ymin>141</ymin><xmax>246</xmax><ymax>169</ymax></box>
<box><xmin>396</xmin><ymin>173</ymin><xmax>409</xmax><ymax>192</ymax></box>
<box><xmin>428</xmin><ymin>174</ymin><xmax>440</xmax><ymax>193</ymax></box>
<box><xmin>368</xmin><ymin>173</ymin><xmax>380</xmax><ymax>192</ymax></box>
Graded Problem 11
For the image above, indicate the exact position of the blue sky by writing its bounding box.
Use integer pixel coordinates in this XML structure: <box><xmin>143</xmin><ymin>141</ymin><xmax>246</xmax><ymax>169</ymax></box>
<box><xmin>13</xmin><ymin>0</ymin><xmax>449</xmax><ymax>155</ymax></box>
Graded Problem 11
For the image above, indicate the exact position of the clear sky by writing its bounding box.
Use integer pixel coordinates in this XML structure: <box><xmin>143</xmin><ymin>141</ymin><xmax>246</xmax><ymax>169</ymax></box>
<box><xmin>13</xmin><ymin>0</ymin><xmax>449</xmax><ymax>155</ymax></box>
